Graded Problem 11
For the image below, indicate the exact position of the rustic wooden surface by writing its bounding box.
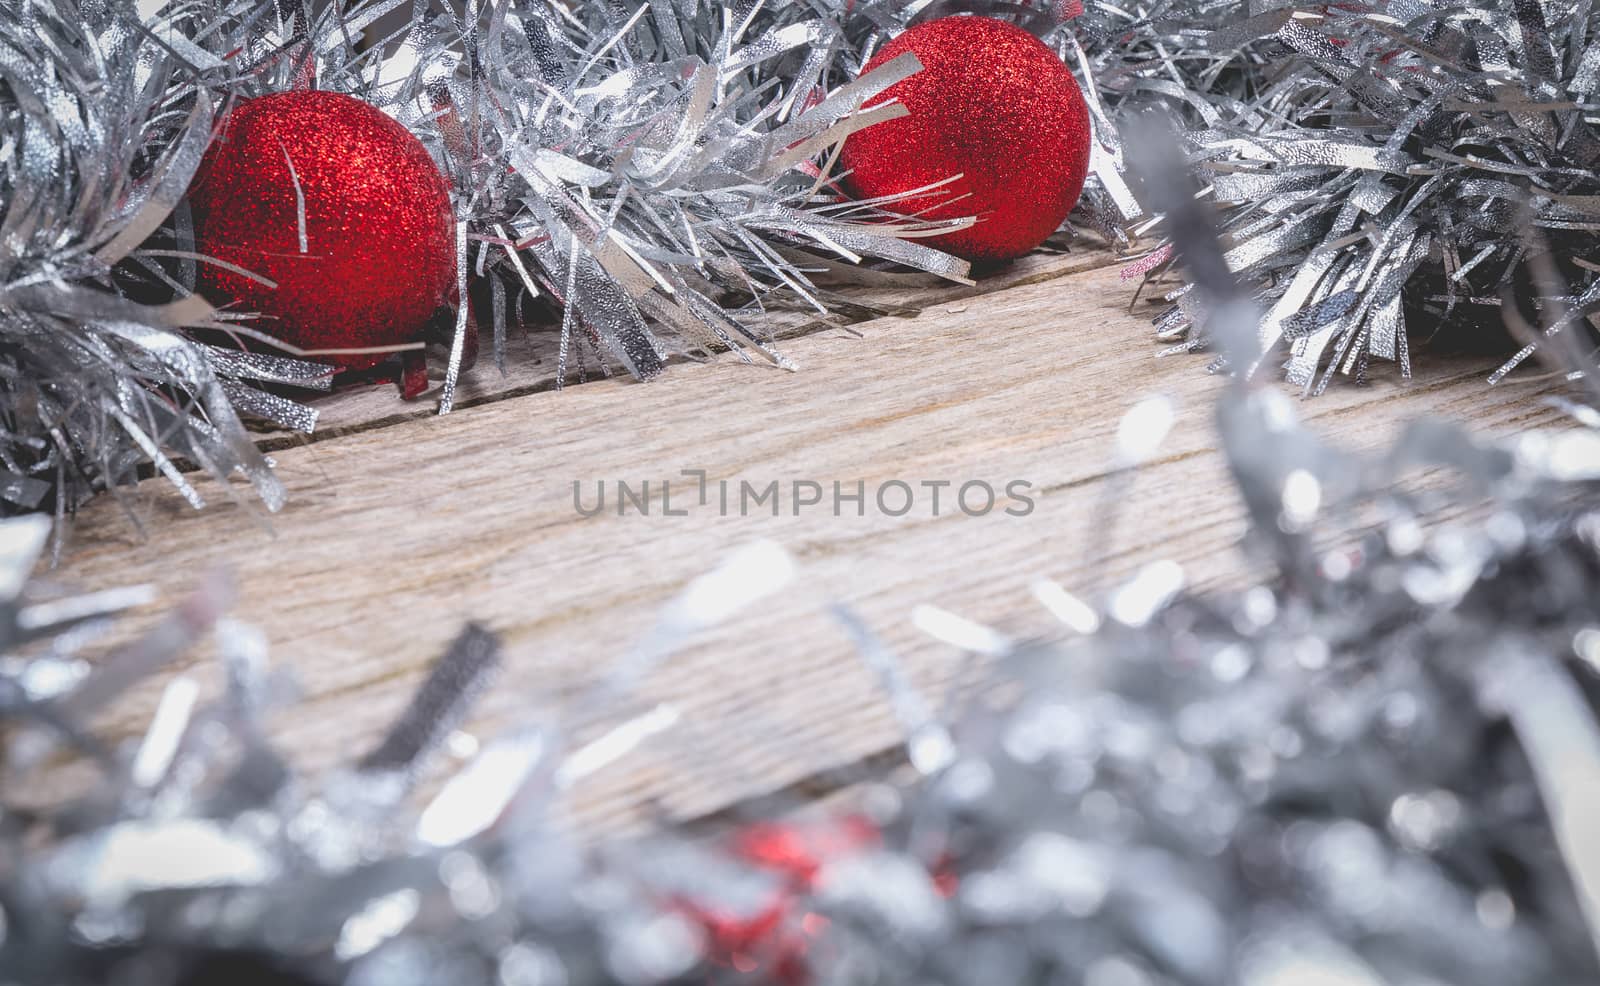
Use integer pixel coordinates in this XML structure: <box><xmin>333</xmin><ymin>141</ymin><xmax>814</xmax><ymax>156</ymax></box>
<box><xmin>42</xmin><ymin>254</ymin><xmax>1567</xmax><ymax>832</ymax></box>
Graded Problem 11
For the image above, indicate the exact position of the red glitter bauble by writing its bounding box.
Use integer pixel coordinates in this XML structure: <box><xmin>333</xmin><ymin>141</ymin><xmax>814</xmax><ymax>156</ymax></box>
<box><xmin>188</xmin><ymin>90</ymin><xmax>455</xmax><ymax>371</ymax></box>
<box><xmin>840</xmin><ymin>15</ymin><xmax>1092</xmax><ymax>262</ymax></box>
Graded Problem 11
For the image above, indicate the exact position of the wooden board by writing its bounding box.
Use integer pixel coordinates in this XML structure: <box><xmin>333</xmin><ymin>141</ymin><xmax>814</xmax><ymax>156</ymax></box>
<box><xmin>42</xmin><ymin>262</ymin><xmax>1567</xmax><ymax>833</ymax></box>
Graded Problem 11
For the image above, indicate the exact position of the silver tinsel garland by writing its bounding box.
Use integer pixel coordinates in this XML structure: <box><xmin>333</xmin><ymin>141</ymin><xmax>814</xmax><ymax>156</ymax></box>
<box><xmin>376</xmin><ymin>0</ymin><xmax>1001</xmax><ymax>406</ymax></box>
<box><xmin>1081</xmin><ymin>0</ymin><xmax>1600</xmax><ymax>393</ymax></box>
<box><xmin>0</xmin><ymin>0</ymin><xmax>337</xmax><ymax>532</ymax></box>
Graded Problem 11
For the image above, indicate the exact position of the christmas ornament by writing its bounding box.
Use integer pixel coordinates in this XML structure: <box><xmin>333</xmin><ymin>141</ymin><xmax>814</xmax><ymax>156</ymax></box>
<box><xmin>841</xmin><ymin>15</ymin><xmax>1093</xmax><ymax>262</ymax></box>
<box><xmin>188</xmin><ymin>90</ymin><xmax>456</xmax><ymax>372</ymax></box>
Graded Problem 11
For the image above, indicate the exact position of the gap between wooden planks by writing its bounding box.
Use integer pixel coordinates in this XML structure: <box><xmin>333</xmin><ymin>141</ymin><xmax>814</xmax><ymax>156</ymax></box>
<box><xmin>261</xmin><ymin>243</ymin><xmax>1121</xmax><ymax>450</ymax></box>
<box><xmin>43</xmin><ymin>262</ymin><xmax>1567</xmax><ymax>833</ymax></box>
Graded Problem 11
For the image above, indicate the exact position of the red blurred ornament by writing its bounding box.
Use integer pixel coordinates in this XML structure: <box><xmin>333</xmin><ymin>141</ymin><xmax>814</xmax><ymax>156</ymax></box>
<box><xmin>841</xmin><ymin>15</ymin><xmax>1092</xmax><ymax>262</ymax></box>
<box><xmin>679</xmin><ymin>816</ymin><xmax>882</xmax><ymax>985</ymax></box>
<box><xmin>729</xmin><ymin>814</ymin><xmax>882</xmax><ymax>886</ymax></box>
<box><xmin>188</xmin><ymin>90</ymin><xmax>456</xmax><ymax>372</ymax></box>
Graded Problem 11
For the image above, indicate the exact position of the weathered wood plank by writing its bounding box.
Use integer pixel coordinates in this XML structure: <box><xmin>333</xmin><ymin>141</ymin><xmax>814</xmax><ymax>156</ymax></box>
<box><xmin>47</xmin><ymin>263</ymin><xmax>1565</xmax><ymax>832</ymax></box>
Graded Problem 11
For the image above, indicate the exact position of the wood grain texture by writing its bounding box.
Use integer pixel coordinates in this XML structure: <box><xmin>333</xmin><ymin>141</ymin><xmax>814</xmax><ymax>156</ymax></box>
<box><xmin>261</xmin><ymin>244</ymin><xmax>1120</xmax><ymax>450</ymax></box>
<box><xmin>46</xmin><ymin>263</ymin><xmax>1566</xmax><ymax>832</ymax></box>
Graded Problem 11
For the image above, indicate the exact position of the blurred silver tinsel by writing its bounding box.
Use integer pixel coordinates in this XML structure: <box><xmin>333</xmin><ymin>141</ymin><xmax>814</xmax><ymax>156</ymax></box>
<box><xmin>5</xmin><ymin>301</ymin><xmax>1600</xmax><ymax>984</ymax></box>
<box><xmin>1077</xmin><ymin>0</ymin><xmax>1600</xmax><ymax>393</ymax></box>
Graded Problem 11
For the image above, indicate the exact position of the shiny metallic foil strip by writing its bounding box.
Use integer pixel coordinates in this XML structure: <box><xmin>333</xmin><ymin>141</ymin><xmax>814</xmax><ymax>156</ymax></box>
<box><xmin>0</xmin><ymin>0</ymin><xmax>344</xmax><ymax>528</ymax></box>
<box><xmin>1072</xmin><ymin>0</ymin><xmax>1600</xmax><ymax>392</ymax></box>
